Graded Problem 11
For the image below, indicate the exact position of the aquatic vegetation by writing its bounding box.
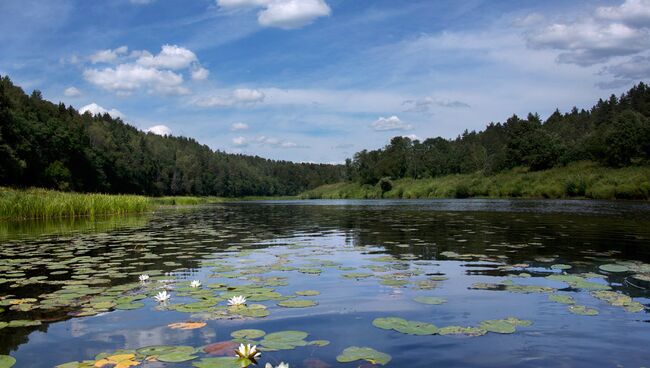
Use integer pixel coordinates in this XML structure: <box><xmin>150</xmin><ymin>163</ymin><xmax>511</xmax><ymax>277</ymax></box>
<box><xmin>277</xmin><ymin>299</ymin><xmax>317</xmax><ymax>308</ymax></box>
<box><xmin>569</xmin><ymin>305</ymin><xmax>599</xmax><ymax>316</ymax></box>
<box><xmin>138</xmin><ymin>274</ymin><xmax>150</xmax><ymax>282</ymax></box>
<box><xmin>259</xmin><ymin>331</ymin><xmax>309</xmax><ymax>351</ymax></box>
<box><xmin>265</xmin><ymin>362</ymin><xmax>289</xmax><ymax>368</ymax></box>
<box><xmin>228</xmin><ymin>295</ymin><xmax>247</xmax><ymax>307</ymax></box>
<box><xmin>154</xmin><ymin>290</ymin><xmax>171</xmax><ymax>303</ymax></box>
<box><xmin>548</xmin><ymin>294</ymin><xmax>576</xmax><ymax>305</ymax></box>
<box><xmin>0</xmin><ymin>355</ymin><xmax>16</xmax><ymax>368</ymax></box>
<box><xmin>235</xmin><ymin>344</ymin><xmax>261</xmax><ymax>364</ymax></box>
<box><xmin>294</xmin><ymin>290</ymin><xmax>320</xmax><ymax>296</ymax></box>
<box><xmin>479</xmin><ymin>318</ymin><xmax>532</xmax><ymax>334</ymax></box>
<box><xmin>336</xmin><ymin>346</ymin><xmax>392</xmax><ymax>366</ymax></box>
<box><xmin>591</xmin><ymin>291</ymin><xmax>644</xmax><ymax>313</ymax></box>
<box><xmin>191</xmin><ymin>280</ymin><xmax>202</xmax><ymax>288</ymax></box>
<box><xmin>413</xmin><ymin>296</ymin><xmax>446</xmax><ymax>305</ymax></box>
<box><xmin>598</xmin><ymin>264</ymin><xmax>629</xmax><ymax>273</ymax></box>
<box><xmin>373</xmin><ymin>317</ymin><xmax>439</xmax><ymax>335</ymax></box>
<box><xmin>438</xmin><ymin>326</ymin><xmax>487</xmax><ymax>336</ymax></box>
<box><xmin>231</xmin><ymin>329</ymin><xmax>266</xmax><ymax>340</ymax></box>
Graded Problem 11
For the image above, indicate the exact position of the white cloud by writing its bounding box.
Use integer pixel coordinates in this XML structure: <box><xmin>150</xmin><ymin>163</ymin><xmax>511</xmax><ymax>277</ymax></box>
<box><xmin>217</xmin><ymin>0</ymin><xmax>331</xmax><ymax>29</ymax></box>
<box><xmin>230</xmin><ymin>122</ymin><xmax>249</xmax><ymax>131</ymax></box>
<box><xmin>191</xmin><ymin>66</ymin><xmax>210</xmax><ymax>80</ymax></box>
<box><xmin>258</xmin><ymin>0</ymin><xmax>331</xmax><ymax>29</ymax></box>
<box><xmin>370</xmin><ymin>116</ymin><xmax>413</xmax><ymax>132</ymax></box>
<box><xmin>84</xmin><ymin>63</ymin><xmax>188</xmax><ymax>96</ymax></box>
<box><xmin>84</xmin><ymin>44</ymin><xmax>208</xmax><ymax>96</ymax></box>
<box><xmin>596</xmin><ymin>0</ymin><xmax>650</xmax><ymax>28</ymax></box>
<box><xmin>89</xmin><ymin>46</ymin><xmax>128</xmax><ymax>64</ymax></box>
<box><xmin>403</xmin><ymin>96</ymin><xmax>470</xmax><ymax>114</ymax></box>
<box><xmin>598</xmin><ymin>55</ymin><xmax>650</xmax><ymax>88</ymax></box>
<box><xmin>256</xmin><ymin>135</ymin><xmax>306</xmax><ymax>148</ymax></box>
<box><xmin>232</xmin><ymin>136</ymin><xmax>248</xmax><ymax>146</ymax></box>
<box><xmin>79</xmin><ymin>103</ymin><xmax>123</xmax><ymax>118</ymax></box>
<box><xmin>194</xmin><ymin>88</ymin><xmax>265</xmax><ymax>107</ymax></box>
<box><xmin>402</xmin><ymin>134</ymin><xmax>420</xmax><ymax>141</ymax></box>
<box><xmin>145</xmin><ymin>125</ymin><xmax>172</xmax><ymax>136</ymax></box>
<box><xmin>136</xmin><ymin>45</ymin><xmax>197</xmax><ymax>70</ymax></box>
<box><xmin>526</xmin><ymin>0</ymin><xmax>650</xmax><ymax>66</ymax></box>
<box><xmin>63</xmin><ymin>86</ymin><xmax>81</xmax><ymax>97</ymax></box>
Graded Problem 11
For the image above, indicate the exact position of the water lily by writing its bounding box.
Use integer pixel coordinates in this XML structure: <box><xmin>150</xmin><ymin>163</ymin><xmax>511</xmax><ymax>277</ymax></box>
<box><xmin>228</xmin><ymin>295</ymin><xmax>247</xmax><ymax>307</ymax></box>
<box><xmin>235</xmin><ymin>343</ymin><xmax>261</xmax><ymax>363</ymax></box>
<box><xmin>265</xmin><ymin>363</ymin><xmax>289</xmax><ymax>368</ymax></box>
<box><xmin>190</xmin><ymin>280</ymin><xmax>202</xmax><ymax>288</ymax></box>
<box><xmin>154</xmin><ymin>290</ymin><xmax>171</xmax><ymax>303</ymax></box>
<box><xmin>139</xmin><ymin>274</ymin><xmax>150</xmax><ymax>282</ymax></box>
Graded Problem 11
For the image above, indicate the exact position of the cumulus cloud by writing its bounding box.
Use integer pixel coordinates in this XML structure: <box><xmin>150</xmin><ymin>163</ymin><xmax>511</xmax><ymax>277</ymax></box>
<box><xmin>79</xmin><ymin>103</ymin><xmax>123</xmax><ymax>118</ymax></box>
<box><xmin>403</xmin><ymin>97</ymin><xmax>470</xmax><ymax>114</ymax></box>
<box><xmin>256</xmin><ymin>135</ymin><xmax>304</xmax><ymax>148</ymax></box>
<box><xmin>526</xmin><ymin>0</ymin><xmax>650</xmax><ymax>66</ymax></box>
<box><xmin>83</xmin><ymin>44</ymin><xmax>208</xmax><ymax>96</ymax></box>
<box><xmin>63</xmin><ymin>87</ymin><xmax>81</xmax><ymax>97</ymax></box>
<box><xmin>194</xmin><ymin>88</ymin><xmax>265</xmax><ymax>107</ymax></box>
<box><xmin>230</xmin><ymin>122</ymin><xmax>249</xmax><ymax>131</ymax></box>
<box><xmin>370</xmin><ymin>116</ymin><xmax>413</xmax><ymax>132</ymax></box>
<box><xmin>136</xmin><ymin>45</ymin><xmax>197</xmax><ymax>70</ymax></box>
<box><xmin>216</xmin><ymin>0</ymin><xmax>331</xmax><ymax>29</ymax></box>
<box><xmin>232</xmin><ymin>136</ymin><xmax>248</xmax><ymax>146</ymax></box>
<box><xmin>145</xmin><ymin>125</ymin><xmax>172</xmax><ymax>136</ymax></box>
<box><xmin>83</xmin><ymin>64</ymin><xmax>188</xmax><ymax>95</ymax></box>
<box><xmin>597</xmin><ymin>55</ymin><xmax>650</xmax><ymax>88</ymax></box>
<box><xmin>89</xmin><ymin>46</ymin><xmax>128</xmax><ymax>64</ymax></box>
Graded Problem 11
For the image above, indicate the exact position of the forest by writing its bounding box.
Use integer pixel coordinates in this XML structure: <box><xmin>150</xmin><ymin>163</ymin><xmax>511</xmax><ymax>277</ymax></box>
<box><xmin>0</xmin><ymin>76</ymin><xmax>344</xmax><ymax>197</ymax></box>
<box><xmin>345</xmin><ymin>83</ymin><xmax>650</xmax><ymax>186</ymax></box>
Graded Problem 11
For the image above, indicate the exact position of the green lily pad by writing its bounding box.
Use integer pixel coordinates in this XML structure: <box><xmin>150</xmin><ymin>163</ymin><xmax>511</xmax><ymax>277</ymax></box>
<box><xmin>260</xmin><ymin>330</ymin><xmax>309</xmax><ymax>351</ymax></box>
<box><xmin>592</xmin><ymin>291</ymin><xmax>644</xmax><ymax>313</ymax></box>
<box><xmin>479</xmin><ymin>318</ymin><xmax>532</xmax><ymax>334</ymax></box>
<box><xmin>295</xmin><ymin>290</ymin><xmax>320</xmax><ymax>296</ymax></box>
<box><xmin>372</xmin><ymin>317</ymin><xmax>438</xmax><ymax>335</ymax></box>
<box><xmin>599</xmin><ymin>264</ymin><xmax>629</xmax><ymax>273</ymax></box>
<box><xmin>0</xmin><ymin>355</ymin><xmax>16</xmax><ymax>368</ymax></box>
<box><xmin>438</xmin><ymin>326</ymin><xmax>487</xmax><ymax>336</ymax></box>
<box><xmin>336</xmin><ymin>346</ymin><xmax>391</xmax><ymax>366</ymax></box>
<box><xmin>231</xmin><ymin>329</ymin><xmax>266</xmax><ymax>339</ymax></box>
<box><xmin>115</xmin><ymin>302</ymin><xmax>144</xmax><ymax>310</ymax></box>
<box><xmin>414</xmin><ymin>296</ymin><xmax>446</xmax><ymax>305</ymax></box>
<box><xmin>192</xmin><ymin>357</ymin><xmax>242</xmax><ymax>368</ymax></box>
<box><xmin>277</xmin><ymin>299</ymin><xmax>317</xmax><ymax>308</ymax></box>
<box><xmin>569</xmin><ymin>305</ymin><xmax>599</xmax><ymax>316</ymax></box>
<box><xmin>308</xmin><ymin>340</ymin><xmax>330</xmax><ymax>346</ymax></box>
<box><xmin>157</xmin><ymin>352</ymin><xmax>198</xmax><ymax>363</ymax></box>
<box><xmin>548</xmin><ymin>294</ymin><xmax>575</xmax><ymax>305</ymax></box>
<box><xmin>551</xmin><ymin>264</ymin><xmax>572</xmax><ymax>270</ymax></box>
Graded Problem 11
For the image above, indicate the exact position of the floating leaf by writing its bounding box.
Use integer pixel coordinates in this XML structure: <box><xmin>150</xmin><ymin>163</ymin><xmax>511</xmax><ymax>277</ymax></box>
<box><xmin>277</xmin><ymin>300</ymin><xmax>317</xmax><ymax>308</ymax></box>
<box><xmin>308</xmin><ymin>340</ymin><xmax>330</xmax><ymax>347</ymax></box>
<box><xmin>203</xmin><ymin>341</ymin><xmax>239</xmax><ymax>356</ymax></box>
<box><xmin>413</xmin><ymin>296</ymin><xmax>446</xmax><ymax>305</ymax></box>
<box><xmin>192</xmin><ymin>357</ymin><xmax>241</xmax><ymax>368</ymax></box>
<box><xmin>438</xmin><ymin>326</ymin><xmax>487</xmax><ymax>336</ymax></box>
<box><xmin>592</xmin><ymin>291</ymin><xmax>644</xmax><ymax>313</ymax></box>
<box><xmin>168</xmin><ymin>321</ymin><xmax>207</xmax><ymax>330</ymax></box>
<box><xmin>0</xmin><ymin>355</ymin><xmax>16</xmax><ymax>368</ymax></box>
<box><xmin>336</xmin><ymin>346</ymin><xmax>391</xmax><ymax>366</ymax></box>
<box><xmin>551</xmin><ymin>264</ymin><xmax>572</xmax><ymax>270</ymax></box>
<box><xmin>295</xmin><ymin>290</ymin><xmax>320</xmax><ymax>296</ymax></box>
<box><xmin>569</xmin><ymin>305</ymin><xmax>599</xmax><ymax>316</ymax></box>
<box><xmin>548</xmin><ymin>294</ymin><xmax>575</xmax><ymax>305</ymax></box>
<box><xmin>599</xmin><ymin>264</ymin><xmax>629</xmax><ymax>273</ymax></box>
<box><xmin>231</xmin><ymin>329</ymin><xmax>266</xmax><ymax>339</ymax></box>
<box><xmin>372</xmin><ymin>317</ymin><xmax>438</xmax><ymax>335</ymax></box>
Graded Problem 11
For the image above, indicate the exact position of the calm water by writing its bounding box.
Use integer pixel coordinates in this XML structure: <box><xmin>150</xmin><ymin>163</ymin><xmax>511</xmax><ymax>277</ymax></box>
<box><xmin>1</xmin><ymin>199</ymin><xmax>650</xmax><ymax>368</ymax></box>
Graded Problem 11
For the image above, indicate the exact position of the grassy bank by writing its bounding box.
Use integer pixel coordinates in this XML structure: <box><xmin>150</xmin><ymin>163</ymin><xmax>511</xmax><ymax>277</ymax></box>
<box><xmin>0</xmin><ymin>187</ymin><xmax>151</xmax><ymax>220</ymax></box>
<box><xmin>300</xmin><ymin>161</ymin><xmax>650</xmax><ymax>200</ymax></box>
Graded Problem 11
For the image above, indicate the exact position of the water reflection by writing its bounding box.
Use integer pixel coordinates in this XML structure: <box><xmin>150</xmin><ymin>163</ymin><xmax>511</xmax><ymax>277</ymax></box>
<box><xmin>0</xmin><ymin>200</ymin><xmax>649</xmax><ymax>367</ymax></box>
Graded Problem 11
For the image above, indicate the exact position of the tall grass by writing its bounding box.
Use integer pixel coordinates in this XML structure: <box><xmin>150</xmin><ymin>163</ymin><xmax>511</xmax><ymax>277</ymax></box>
<box><xmin>300</xmin><ymin>161</ymin><xmax>650</xmax><ymax>200</ymax></box>
<box><xmin>0</xmin><ymin>187</ymin><xmax>151</xmax><ymax>220</ymax></box>
<box><xmin>149</xmin><ymin>196</ymin><xmax>228</xmax><ymax>206</ymax></box>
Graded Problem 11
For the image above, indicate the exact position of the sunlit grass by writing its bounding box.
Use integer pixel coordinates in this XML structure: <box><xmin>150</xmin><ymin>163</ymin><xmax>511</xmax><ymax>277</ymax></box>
<box><xmin>300</xmin><ymin>161</ymin><xmax>650</xmax><ymax>200</ymax></box>
<box><xmin>0</xmin><ymin>187</ymin><xmax>151</xmax><ymax>220</ymax></box>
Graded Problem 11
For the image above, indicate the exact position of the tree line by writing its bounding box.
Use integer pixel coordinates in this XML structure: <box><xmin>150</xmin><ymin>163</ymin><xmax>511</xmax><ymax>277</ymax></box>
<box><xmin>345</xmin><ymin>82</ymin><xmax>650</xmax><ymax>185</ymax></box>
<box><xmin>0</xmin><ymin>76</ymin><xmax>344</xmax><ymax>196</ymax></box>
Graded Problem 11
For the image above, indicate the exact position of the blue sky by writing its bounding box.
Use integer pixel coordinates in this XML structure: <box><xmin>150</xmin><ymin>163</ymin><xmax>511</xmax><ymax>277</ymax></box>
<box><xmin>1</xmin><ymin>0</ymin><xmax>649</xmax><ymax>163</ymax></box>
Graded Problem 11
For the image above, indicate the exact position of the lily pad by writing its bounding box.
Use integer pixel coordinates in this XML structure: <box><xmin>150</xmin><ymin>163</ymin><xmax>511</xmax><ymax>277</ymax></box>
<box><xmin>551</xmin><ymin>264</ymin><xmax>572</xmax><ymax>270</ymax></box>
<box><xmin>599</xmin><ymin>264</ymin><xmax>629</xmax><ymax>273</ymax></box>
<box><xmin>569</xmin><ymin>305</ymin><xmax>599</xmax><ymax>316</ymax></box>
<box><xmin>413</xmin><ymin>296</ymin><xmax>446</xmax><ymax>305</ymax></box>
<box><xmin>295</xmin><ymin>290</ymin><xmax>320</xmax><ymax>296</ymax></box>
<box><xmin>231</xmin><ymin>329</ymin><xmax>266</xmax><ymax>339</ymax></box>
<box><xmin>372</xmin><ymin>317</ymin><xmax>438</xmax><ymax>335</ymax></box>
<box><xmin>548</xmin><ymin>294</ymin><xmax>575</xmax><ymax>305</ymax></box>
<box><xmin>336</xmin><ymin>346</ymin><xmax>391</xmax><ymax>366</ymax></box>
<box><xmin>192</xmin><ymin>357</ymin><xmax>242</xmax><ymax>368</ymax></box>
<box><xmin>277</xmin><ymin>299</ymin><xmax>317</xmax><ymax>308</ymax></box>
<box><xmin>0</xmin><ymin>355</ymin><xmax>16</xmax><ymax>368</ymax></box>
<box><xmin>438</xmin><ymin>326</ymin><xmax>487</xmax><ymax>336</ymax></box>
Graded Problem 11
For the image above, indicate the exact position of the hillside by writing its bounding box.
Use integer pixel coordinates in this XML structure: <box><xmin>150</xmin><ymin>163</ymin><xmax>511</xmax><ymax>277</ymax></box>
<box><xmin>0</xmin><ymin>76</ymin><xmax>344</xmax><ymax>197</ymax></box>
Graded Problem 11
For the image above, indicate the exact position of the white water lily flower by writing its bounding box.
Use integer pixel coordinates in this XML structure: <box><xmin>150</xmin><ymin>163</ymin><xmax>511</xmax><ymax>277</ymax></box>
<box><xmin>153</xmin><ymin>290</ymin><xmax>171</xmax><ymax>303</ymax></box>
<box><xmin>235</xmin><ymin>343</ymin><xmax>261</xmax><ymax>362</ymax></box>
<box><xmin>265</xmin><ymin>363</ymin><xmax>289</xmax><ymax>368</ymax></box>
<box><xmin>228</xmin><ymin>295</ymin><xmax>247</xmax><ymax>307</ymax></box>
<box><xmin>139</xmin><ymin>274</ymin><xmax>149</xmax><ymax>282</ymax></box>
<box><xmin>190</xmin><ymin>280</ymin><xmax>202</xmax><ymax>288</ymax></box>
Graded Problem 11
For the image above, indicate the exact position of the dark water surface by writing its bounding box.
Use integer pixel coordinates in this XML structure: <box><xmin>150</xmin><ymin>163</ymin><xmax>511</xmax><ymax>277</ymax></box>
<box><xmin>1</xmin><ymin>199</ymin><xmax>650</xmax><ymax>367</ymax></box>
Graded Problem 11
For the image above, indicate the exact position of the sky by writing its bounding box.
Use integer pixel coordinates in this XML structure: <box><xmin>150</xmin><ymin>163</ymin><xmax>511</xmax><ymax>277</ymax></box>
<box><xmin>1</xmin><ymin>0</ymin><xmax>649</xmax><ymax>164</ymax></box>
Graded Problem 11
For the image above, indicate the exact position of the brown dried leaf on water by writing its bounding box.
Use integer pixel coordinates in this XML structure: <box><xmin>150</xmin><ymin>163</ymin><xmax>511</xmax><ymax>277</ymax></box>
<box><xmin>168</xmin><ymin>321</ymin><xmax>207</xmax><ymax>330</ymax></box>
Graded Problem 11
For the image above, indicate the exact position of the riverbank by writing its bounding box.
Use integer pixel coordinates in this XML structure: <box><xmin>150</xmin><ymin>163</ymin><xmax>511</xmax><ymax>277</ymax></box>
<box><xmin>299</xmin><ymin>161</ymin><xmax>650</xmax><ymax>200</ymax></box>
<box><xmin>0</xmin><ymin>188</ymin><xmax>298</xmax><ymax>221</ymax></box>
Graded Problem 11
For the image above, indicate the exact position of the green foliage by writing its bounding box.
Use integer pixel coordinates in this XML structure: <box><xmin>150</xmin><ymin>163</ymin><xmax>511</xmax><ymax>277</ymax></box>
<box><xmin>345</xmin><ymin>83</ymin><xmax>650</xmax><ymax>183</ymax></box>
<box><xmin>300</xmin><ymin>161</ymin><xmax>650</xmax><ymax>200</ymax></box>
<box><xmin>0</xmin><ymin>76</ymin><xmax>343</xmax><ymax>197</ymax></box>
